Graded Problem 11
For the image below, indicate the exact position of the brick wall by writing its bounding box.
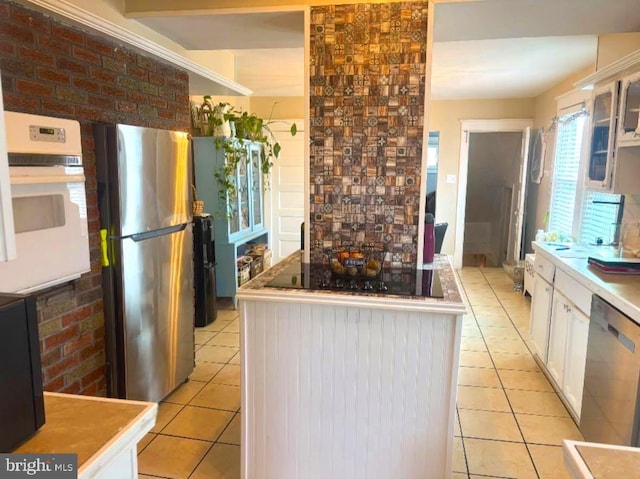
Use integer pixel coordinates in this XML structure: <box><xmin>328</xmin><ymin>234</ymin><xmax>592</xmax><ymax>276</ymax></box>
<box><xmin>309</xmin><ymin>2</ymin><xmax>428</xmax><ymax>266</ymax></box>
<box><xmin>0</xmin><ymin>0</ymin><xmax>190</xmax><ymax>396</ymax></box>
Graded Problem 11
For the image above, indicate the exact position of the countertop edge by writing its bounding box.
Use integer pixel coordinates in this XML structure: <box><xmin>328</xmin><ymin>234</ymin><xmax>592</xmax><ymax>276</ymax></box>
<box><xmin>236</xmin><ymin>288</ymin><xmax>467</xmax><ymax>314</ymax></box>
<box><xmin>533</xmin><ymin>243</ymin><xmax>640</xmax><ymax>323</ymax></box>
<box><xmin>563</xmin><ymin>440</ymin><xmax>595</xmax><ymax>479</ymax></box>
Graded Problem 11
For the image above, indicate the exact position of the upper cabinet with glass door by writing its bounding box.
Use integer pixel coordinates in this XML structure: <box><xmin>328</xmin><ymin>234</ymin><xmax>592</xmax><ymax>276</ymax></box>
<box><xmin>586</xmin><ymin>82</ymin><xmax>619</xmax><ymax>190</ymax></box>
<box><xmin>618</xmin><ymin>71</ymin><xmax>640</xmax><ymax>146</ymax></box>
<box><xmin>248</xmin><ymin>143</ymin><xmax>264</xmax><ymax>232</ymax></box>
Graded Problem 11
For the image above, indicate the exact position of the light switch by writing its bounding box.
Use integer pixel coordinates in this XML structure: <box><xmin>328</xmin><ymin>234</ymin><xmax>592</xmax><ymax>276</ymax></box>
<box><xmin>446</xmin><ymin>174</ymin><xmax>457</xmax><ymax>184</ymax></box>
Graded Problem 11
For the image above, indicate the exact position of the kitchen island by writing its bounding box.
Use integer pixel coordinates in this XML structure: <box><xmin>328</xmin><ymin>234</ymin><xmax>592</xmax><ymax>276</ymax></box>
<box><xmin>236</xmin><ymin>252</ymin><xmax>466</xmax><ymax>479</ymax></box>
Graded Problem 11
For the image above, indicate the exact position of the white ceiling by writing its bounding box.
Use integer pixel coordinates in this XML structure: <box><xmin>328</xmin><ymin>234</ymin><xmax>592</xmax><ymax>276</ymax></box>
<box><xmin>132</xmin><ymin>0</ymin><xmax>640</xmax><ymax>99</ymax></box>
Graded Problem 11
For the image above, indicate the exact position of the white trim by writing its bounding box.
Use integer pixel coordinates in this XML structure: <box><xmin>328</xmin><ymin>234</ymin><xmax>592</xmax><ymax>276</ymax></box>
<box><xmin>303</xmin><ymin>6</ymin><xmax>311</xmax><ymax>264</ymax></box>
<box><xmin>0</xmin><ymin>69</ymin><xmax>16</xmax><ymax>262</ymax></box>
<box><xmin>23</xmin><ymin>0</ymin><xmax>252</xmax><ymax>96</ymax></box>
<box><xmin>126</xmin><ymin>4</ymin><xmax>309</xmax><ymax>17</ymax></box>
<box><xmin>455</xmin><ymin>119</ymin><xmax>533</xmax><ymax>269</ymax></box>
<box><xmin>575</xmin><ymin>48</ymin><xmax>640</xmax><ymax>89</ymax></box>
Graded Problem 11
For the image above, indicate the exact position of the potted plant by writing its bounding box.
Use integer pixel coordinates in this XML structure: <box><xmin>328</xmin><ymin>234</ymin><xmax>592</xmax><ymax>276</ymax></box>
<box><xmin>196</xmin><ymin>98</ymin><xmax>297</xmax><ymax>214</ymax></box>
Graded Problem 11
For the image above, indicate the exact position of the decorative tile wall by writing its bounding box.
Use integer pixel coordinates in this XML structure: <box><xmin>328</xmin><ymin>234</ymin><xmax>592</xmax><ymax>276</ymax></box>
<box><xmin>309</xmin><ymin>1</ymin><xmax>428</xmax><ymax>266</ymax></box>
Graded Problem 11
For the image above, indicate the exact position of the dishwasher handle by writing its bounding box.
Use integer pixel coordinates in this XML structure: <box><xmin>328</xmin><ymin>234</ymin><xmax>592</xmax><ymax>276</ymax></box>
<box><xmin>607</xmin><ymin>322</ymin><xmax>636</xmax><ymax>354</ymax></box>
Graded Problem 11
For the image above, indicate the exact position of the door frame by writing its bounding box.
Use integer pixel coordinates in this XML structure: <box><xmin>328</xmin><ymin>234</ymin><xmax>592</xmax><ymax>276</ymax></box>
<box><xmin>455</xmin><ymin>119</ymin><xmax>533</xmax><ymax>269</ymax></box>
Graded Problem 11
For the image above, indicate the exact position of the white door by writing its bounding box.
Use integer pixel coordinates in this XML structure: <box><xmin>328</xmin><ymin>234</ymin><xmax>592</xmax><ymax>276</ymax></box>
<box><xmin>265</xmin><ymin>119</ymin><xmax>305</xmax><ymax>264</ymax></box>
<box><xmin>547</xmin><ymin>290</ymin><xmax>570</xmax><ymax>388</ymax></box>
<box><xmin>529</xmin><ymin>275</ymin><xmax>553</xmax><ymax>362</ymax></box>
<box><xmin>509</xmin><ymin>127</ymin><xmax>531</xmax><ymax>262</ymax></box>
<box><xmin>563</xmin><ymin>306</ymin><xmax>589</xmax><ymax>418</ymax></box>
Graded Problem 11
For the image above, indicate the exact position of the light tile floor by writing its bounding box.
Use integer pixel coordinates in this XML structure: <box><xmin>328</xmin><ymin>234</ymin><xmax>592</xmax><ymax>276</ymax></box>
<box><xmin>138</xmin><ymin>267</ymin><xmax>583</xmax><ymax>479</ymax></box>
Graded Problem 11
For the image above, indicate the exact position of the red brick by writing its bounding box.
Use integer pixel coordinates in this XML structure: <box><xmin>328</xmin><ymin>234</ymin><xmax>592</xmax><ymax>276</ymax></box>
<box><xmin>37</xmin><ymin>34</ymin><xmax>70</xmax><ymax>56</ymax></box>
<box><xmin>1</xmin><ymin>22</ymin><xmax>35</xmax><ymax>44</ymax></box>
<box><xmin>56</xmin><ymin>86</ymin><xmax>88</xmax><ymax>104</ymax></box>
<box><xmin>79</xmin><ymin>336</ymin><xmax>104</xmax><ymax>360</ymax></box>
<box><xmin>38</xmin><ymin>67</ymin><xmax>70</xmax><ymax>85</ymax></box>
<box><xmin>127</xmin><ymin>64</ymin><xmax>148</xmax><ymax>81</ymax></box>
<box><xmin>45</xmin><ymin>354</ymin><xmax>79</xmax><ymax>382</ymax></box>
<box><xmin>40</xmin><ymin>347</ymin><xmax>62</xmax><ymax>368</ymax></box>
<box><xmin>52</xmin><ymin>23</ymin><xmax>84</xmax><ymax>46</ymax></box>
<box><xmin>85</xmin><ymin>36</ymin><xmax>114</xmax><ymax>57</ymax></box>
<box><xmin>126</xmin><ymin>90</ymin><xmax>146</xmax><ymax>104</ymax></box>
<box><xmin>19</xmin><ymin>45</ymin><xmax>55</xmax><ymax>66</ymax></box>
<box><xmin>57</xmin><ymin>57</ymin><xmax>87</xmax><ymax>75</ymax></box>
<box><xmin>0</xmin><ymin>39</ymin><xmax>15</xmax><ymax>57</ymax></box>
<box><xmin>136</xmin><ymin>54</ymin><xmax>157</xmax><ymax>73</ymax></box>
<box><xmin>61</xmin><ymin>381</ymin><xmax>81</xmax><ymax>394</ymax></box>
<box><xmin>168</xmin><ymin>77</ymin><xmax>187</xmax><ymax>91</ymax></box>
<box><xmin>16</xmin><ymin>79</ymin><xmax>52</xmax><ymax>97</ymax></box>
<box><xmin>85</xmin><ymin>95</ymin><xmax>114</xmax><ymax>111</ymax></box>
<box><xmin>10</xmin><ymin>6</ymin><xmax>50</xmax><ymax>33</ymax></box>
<box><xmin>80</xmin><ymin>365</ymin><xmax>104</xmax><ymax>388</ymax></box>
<box><xmin>63</xmin><ymin>331</ymin><xmax>93</xmax><ymax>356</ymax></box>
<box><xmin>116</xmin><ymin>100</ymin><xmax>136</xmax><ymax>113</ymax></box>
<box><xmin>74</xmin><ymin>105</ymin><xmax>101</xmax><ymax>122</ymax></box>
<box><xmin>89</xmin><ymin>67</ymin><xmax>116</xmax><ymax>83</ymax></box>
<box><xmin>158</xmin><ymin>109</ymin><xmax>175</xmax><ymax>120</ymax></box>
<box><xmin>80</xmin><ymin>381</ymin><xmax>101</xmax><ymax>397</ymax></box>
<box><xmin>1</xmin><ymin>74</ymin><xmax>13</xmax><ymax>93</ymax></box>
<box><xmin>175</xmin><ymin>70</ymin><xmax>188</xmax><ymax>82</ymax></box>
<box><xmin>41</xmin><ymin>98</ymin><xmax>75</xmax><ymax>116</ymax></box>
<box><xmin>101</xmin><ymin>84</ymin><xmax>126</xmax><ymax>99</ymax></box>
<box><xmin>2</xmin><ymin>92</ymin><xmax>39</xmax><ymax>112</ymax></box>
<box><xmin>149</xmin><ymin>96</ymin><xmax>167</xmax><ymax>109</ymax></box>
<box><xmin>44</xmin><ymin>375</ymin><xmax>65</xmax><ymax>392</ymax></box>
<box><xmin>113</xmin><ymin>47</ymin><xmax>135</xmax><ymax>64</ymax></box>
<box><xmin>0</xmin><ymin>4</ymin><xmax>9</xmax><ymax>18</ymax></box>
<box><xmin>72</xmin><ymin>45</ymin><xmax>100</xmax><ymax>65</ymax></box>
<box><xmin>73</xmin><ymin>77</ymin><xmax>100</xmax><ymax>93</ymax></box>
<box><xmin>44</xmin><ymin>324</ymin><xmax>78</xmax><ymax>350</ymax></box>
<box><xmin>61</xmin><ymin>305</ymin><xmax>92</xmax><ymax>328</ymax></box>
<box><xmin>148</xmin><ymin>71</ymin><xmax>166</xmax><ymax>86</ymax></box>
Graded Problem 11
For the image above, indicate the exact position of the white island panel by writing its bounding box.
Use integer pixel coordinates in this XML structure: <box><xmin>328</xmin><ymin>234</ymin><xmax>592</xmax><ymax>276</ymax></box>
<box><xmin>240</xmin><ymin>298</ymin><xmax>462</xmax><ymax>479</ymax></box>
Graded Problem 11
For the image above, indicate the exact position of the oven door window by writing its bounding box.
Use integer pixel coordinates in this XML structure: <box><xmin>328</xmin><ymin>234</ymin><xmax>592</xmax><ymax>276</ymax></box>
<box><xmin>12</xmin><ymin>195</ymin><xmax>66</xmax><ymax>234</ymax></box>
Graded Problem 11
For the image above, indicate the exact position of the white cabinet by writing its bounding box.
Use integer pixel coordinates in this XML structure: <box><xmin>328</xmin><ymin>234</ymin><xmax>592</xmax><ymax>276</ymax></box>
<box><xmin>546</xmin><ymin>289</ymin><xmax>590</xmax><ymax>418</ymax></box>
<box><xmin>618</xmin><ymin>71</ymin><xmax>640</xmax><ymax>146</ymax></box>
<box><xmin>547</xmin><ymin>290</ymin><xmax>570</xmax><ymax>388</ymax></box>
<box><xmin>0</xmin><ymin>68</ymin><xmax>16</xmax><ymax>262</ymax></box>
<box><xmin>564</xmin><ymin>305</ymin><xmax>589</xmax><ymax>418</ymax></box>
<box><xmin>586</xmin><ymin>82</ymin><xmax>619</xmax><ymax>190</ymax></box>
<box><xmin>529</xmin><ymin>274</ymin><xmax>553</xmax><ymax>362</ymax></box>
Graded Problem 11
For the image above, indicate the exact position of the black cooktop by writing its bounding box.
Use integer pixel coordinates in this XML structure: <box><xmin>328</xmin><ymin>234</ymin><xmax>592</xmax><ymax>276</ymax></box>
<box><xmin>265</xmin><ymin>261</ymin><xmax>444</xmax><ymax>298</ymax></box>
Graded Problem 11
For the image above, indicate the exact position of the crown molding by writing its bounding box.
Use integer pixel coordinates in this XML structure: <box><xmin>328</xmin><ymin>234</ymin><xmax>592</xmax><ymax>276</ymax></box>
<box><xmin>575</xmin><ymin>48</ymin><xmax>640</xmax><ymax>89</ymax></box>
<box><xmin>23</xmin><ymin>0</ymin><xmax>252</xmax><ymax>96</ymax></box>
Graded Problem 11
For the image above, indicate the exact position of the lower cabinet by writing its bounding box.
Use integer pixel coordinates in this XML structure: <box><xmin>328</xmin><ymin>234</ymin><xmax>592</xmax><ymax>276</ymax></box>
<box><xmin>529</xmin><ymin>274</ymin><xmax>553</xmax><ymax>362</ymax></box>
<box><xmin>546</xmin><ymin>290</ymin><xmax>589</xmax><ymax>418</ymax></box>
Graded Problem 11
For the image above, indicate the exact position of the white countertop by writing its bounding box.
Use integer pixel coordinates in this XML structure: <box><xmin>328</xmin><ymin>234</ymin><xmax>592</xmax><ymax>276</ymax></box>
<box><xmin>533</xmin><ymin>242</ymin><xmax>640</xmax><ymax>323</ymax></box>
<box><xmin>564</xmin><ymin>439</ymin><xmax>640</xmax><ymax>479</ymax></box>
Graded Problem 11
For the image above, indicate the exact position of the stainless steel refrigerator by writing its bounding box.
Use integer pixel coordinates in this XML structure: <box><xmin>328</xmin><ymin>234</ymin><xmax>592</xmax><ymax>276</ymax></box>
<box><xmin>94</xmin><ymin>123</ymin><xmax>194</xmax><ymax>403</ymax></box>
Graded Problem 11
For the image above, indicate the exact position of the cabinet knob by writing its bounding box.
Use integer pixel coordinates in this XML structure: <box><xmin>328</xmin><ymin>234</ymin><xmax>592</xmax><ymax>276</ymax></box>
<box><xmin>545</xmin><ymin>287</ymin><xmax>550</xmax><ymax>293</ymax></box>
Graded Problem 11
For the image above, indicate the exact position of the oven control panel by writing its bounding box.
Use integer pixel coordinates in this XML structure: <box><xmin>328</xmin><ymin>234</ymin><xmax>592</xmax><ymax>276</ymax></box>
<box><xmin>29</xmin><ymin>124</ymin><xmax>66</xmax><ymax>143</ymax></box>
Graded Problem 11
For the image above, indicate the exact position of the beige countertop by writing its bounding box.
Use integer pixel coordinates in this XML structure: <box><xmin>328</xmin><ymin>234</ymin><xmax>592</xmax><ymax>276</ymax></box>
<box><xmin>564</xmin><ymin>440</ymin><xmax>640</xmax><ymax>478</ymax></box>
<box><xmin>533</xmin><ymin>242</ymin><xmax>640</xmax><ymax>323</ymax></box>
<box><xmin>15</xmin><ymin>392</ymin><xmax>156</xmax><ymax>476</ymax></box>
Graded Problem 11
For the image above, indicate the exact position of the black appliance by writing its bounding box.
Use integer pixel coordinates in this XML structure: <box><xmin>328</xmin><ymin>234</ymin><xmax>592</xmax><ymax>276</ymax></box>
<box><xmin>0</xmin><ymin>294</ymin><xmax>45</xmax><ymax>452</ymax></box>
<box><xmin>194</xmin><ymin>214</ymin><xmax>217</xmax><ymax>326</ymax></box>
<box><xmin>265</xmin><ymin>261</ymin><xmax>444</xmax><ymax>298</ymax></box>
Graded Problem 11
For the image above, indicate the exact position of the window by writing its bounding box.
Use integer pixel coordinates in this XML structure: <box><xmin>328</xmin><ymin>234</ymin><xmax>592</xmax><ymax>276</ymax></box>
<box><xmin>548</xmin><ymin>114</ymin><xmax>586</xmax><ymax>238</ymax></box>
<box><xmin>579</xmin><ymin>191</ymin><xmax>622</xmax><ymax>245</ymax></box>
<box><xmin>547</xmin><ymin>93</ymin><xmax>623</xmax><ymax>244</ymax></box>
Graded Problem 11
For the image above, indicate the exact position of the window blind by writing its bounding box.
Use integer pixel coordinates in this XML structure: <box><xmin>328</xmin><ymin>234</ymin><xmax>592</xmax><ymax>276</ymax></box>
<box><xmin>580</xmin><ymin>191</ymin><xmax>621</xmax><ymax>245</ymax></box>
<box><xmin>548</xmin><ymin>115</ymin><xmax>585</xmax><ymax>238</ymax></box>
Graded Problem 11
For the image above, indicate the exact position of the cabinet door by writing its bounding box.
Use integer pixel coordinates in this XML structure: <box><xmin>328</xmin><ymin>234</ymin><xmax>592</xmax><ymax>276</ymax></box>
<box><xmin>563</xmin><ymin>306</ymin><xmax>589</xmax><ymax>418</ymax></box>
<box><xmin>547</xmin><ymin>290</ymin><xmax>569</xmax><ymax>388</ymax></box>
<box><xmin>249</xmin><ymin>143</ymin><xmax>264</xmax><ymax>231</ymax></box>
<box><xmin>529</xmin><ymin>275</ymin><xmax>553</xmax><ymax>362</ymax></box>
<box><xmin>586</xmin><ymin>82</ymin><xmax>618</xmax><ymax>189</ymax></box>
<box><xmin>618</xmin><ymin>72</ymin><xmax>640</xmax><ymax>145</ymax></box>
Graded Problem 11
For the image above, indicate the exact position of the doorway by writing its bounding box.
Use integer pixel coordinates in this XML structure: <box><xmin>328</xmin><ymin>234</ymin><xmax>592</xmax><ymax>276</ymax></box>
<box><xmin>455</xmin><ymin>120</ymin><xmax>532</xmax><ymax>269</ymax></box>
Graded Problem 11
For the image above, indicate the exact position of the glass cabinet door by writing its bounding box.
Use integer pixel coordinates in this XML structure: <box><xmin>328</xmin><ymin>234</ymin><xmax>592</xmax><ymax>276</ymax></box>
<box><xmin>227</xmin><ymin>159</ymin><xmax>240</xmax><ymax>235</ymax></box>
<box><xmin>237</xmin><ymin>150</ymin><xmax>250</xmax><ymax>233</ymax></box>
<box><xmin>587</xmin><ymin>83</ymin><xmax>618</xmax><ymax>188</ymax></box>
<box><xmin>249</xmin><ymin>144</ymin><xmax>264</xmax><ymax>230</ymax></box>
<box><xmin>619</xmin><ymin>73</ymin><xmax>640</xmax><ymax>145</ymax></box>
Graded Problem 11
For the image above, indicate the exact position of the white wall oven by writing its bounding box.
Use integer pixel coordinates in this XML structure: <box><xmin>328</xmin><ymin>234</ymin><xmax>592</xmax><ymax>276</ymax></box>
<box><xmin>0</xmin><ymin>112</ymin><xmax>90</xmax><ymax>293</ymax></box>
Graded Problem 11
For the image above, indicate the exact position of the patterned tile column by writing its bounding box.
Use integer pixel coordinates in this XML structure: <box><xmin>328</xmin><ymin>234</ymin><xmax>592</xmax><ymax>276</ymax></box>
<box><xmin>309</xmin><ymin>1</ymin><xmax>428</xmax><ymax>266</ymax></box>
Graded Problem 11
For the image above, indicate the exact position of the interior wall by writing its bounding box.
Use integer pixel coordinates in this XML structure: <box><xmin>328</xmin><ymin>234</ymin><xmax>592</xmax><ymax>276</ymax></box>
<box><xmin>597</xmin><ymin>33</ymin><xmax>640</xmax><ymax>70</ymax></box>
<box><xmin>427</xmin><ymin>98</ymin><xmax>535</xmax><ymax>254</ymax></box>
<box><xmin>250</xmin><ymin>96</ymin><xmax>305</xmax><ymax>119</ymax></box>
<box><xmin>464</xmin><ymin>131</ymin><xmax>523</xmax><ymax>265</ymax></box>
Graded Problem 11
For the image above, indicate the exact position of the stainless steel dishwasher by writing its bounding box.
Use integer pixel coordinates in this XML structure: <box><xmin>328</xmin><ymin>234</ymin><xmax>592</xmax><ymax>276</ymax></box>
<box><xmin>580</xmin><ymin>295</ymin><xmax>640</xmax><ymax>446</ymax></box>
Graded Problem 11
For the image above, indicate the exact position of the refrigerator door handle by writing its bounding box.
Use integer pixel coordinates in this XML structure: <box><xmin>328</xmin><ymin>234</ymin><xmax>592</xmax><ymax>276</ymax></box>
<box><xmin>129</xmin><ymin>224</ymin><xmax>187</xmax><ymax>242</ymax></box>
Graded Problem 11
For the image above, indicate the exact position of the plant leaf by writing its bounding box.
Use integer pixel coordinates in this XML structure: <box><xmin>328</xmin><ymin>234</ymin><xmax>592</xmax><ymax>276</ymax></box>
<box><xmin>273</xmin><ymin>142</ymin><xmax>281</xmax><ymax>158</ymax></box>
<box><xmin>290</xmin><ymin>123</ymin><xmax>297</xmax><ymax>136</ymax></box>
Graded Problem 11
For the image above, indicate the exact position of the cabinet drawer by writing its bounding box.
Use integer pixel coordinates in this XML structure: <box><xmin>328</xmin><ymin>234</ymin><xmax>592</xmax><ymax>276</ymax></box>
<box><xmin>555</xmin><ymin>269</ymin><xmax>592</xmax><ymax>315</ymax></box>
<box><xmin>534</xmin><ymin>254</ymin><xmax>555</xmax><ymax>283</ymax></box>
